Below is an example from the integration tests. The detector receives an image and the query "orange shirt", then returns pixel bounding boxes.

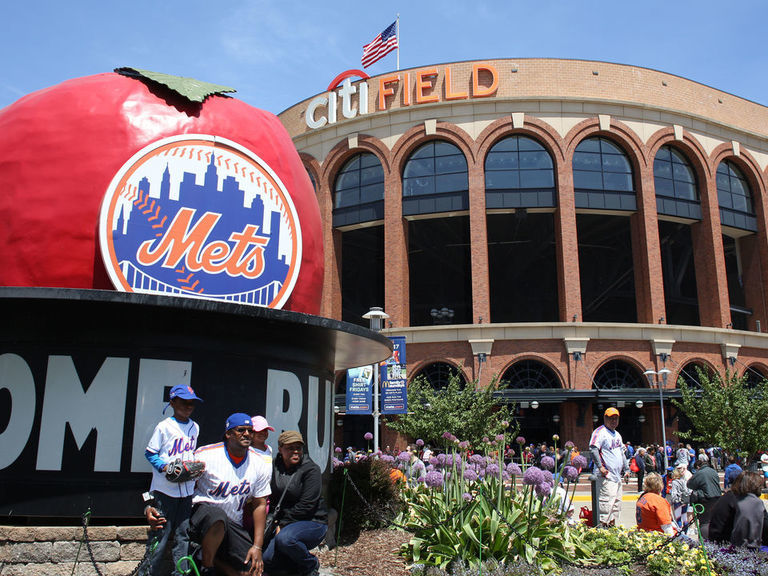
[636,492,673,532]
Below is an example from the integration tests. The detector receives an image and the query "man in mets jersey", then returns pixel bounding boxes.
[189,413,272,576]
[589,407,630,526]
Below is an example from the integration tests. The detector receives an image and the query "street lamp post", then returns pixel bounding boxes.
[643,368,671,470]
[363,307,389,454]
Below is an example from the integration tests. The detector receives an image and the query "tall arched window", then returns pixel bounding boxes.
[402,140,468,216]
[716,160,756,231]
[413,362,467,389]
[485,135,555,208]
[654,146,700,219]
[333,153,384,227]
[573,137,635,210]
[500,359,561,389]
[592,360,645,390]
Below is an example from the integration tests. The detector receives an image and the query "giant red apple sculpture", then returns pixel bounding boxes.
[0,69,322,314]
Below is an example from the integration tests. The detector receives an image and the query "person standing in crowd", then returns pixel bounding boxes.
[263,431,327,576]
[636,473,677,535]
[589,407,630,526]
[625,442,635,460]
[724,455,743,490]
[633,447,646,492]
[730,471,768,548]
[760,453,768,478]
[655,445,665,475]
[142,384,203,576]
[669,467,691,530]
[687,458,722,538]
[675,443,689,468]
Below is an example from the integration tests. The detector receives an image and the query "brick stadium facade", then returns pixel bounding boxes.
[278,58,768,450]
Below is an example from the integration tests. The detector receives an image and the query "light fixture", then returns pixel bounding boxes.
[592,415,599,423]
[638,415,646,423]
[530,400,539,410]
[552,414,560,423]
[635,400,643,409]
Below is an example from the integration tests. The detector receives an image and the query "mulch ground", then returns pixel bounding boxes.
[317,528,412,576]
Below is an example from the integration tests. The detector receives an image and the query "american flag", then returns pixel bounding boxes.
[361,21,398,68]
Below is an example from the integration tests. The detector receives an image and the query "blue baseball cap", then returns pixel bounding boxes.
[225,413,252,432]
[169,385,203,402]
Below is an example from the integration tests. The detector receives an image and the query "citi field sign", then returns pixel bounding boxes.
[99,135,302,308]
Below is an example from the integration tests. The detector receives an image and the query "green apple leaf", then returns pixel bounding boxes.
[115,67,236,103]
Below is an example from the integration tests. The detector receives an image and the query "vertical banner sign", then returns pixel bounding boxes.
[346,366,373,414]
[380,336,407,414]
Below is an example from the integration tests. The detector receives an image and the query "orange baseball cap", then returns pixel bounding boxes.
[604,407,620,417]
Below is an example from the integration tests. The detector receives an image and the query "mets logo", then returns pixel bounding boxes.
[99,135,302,308]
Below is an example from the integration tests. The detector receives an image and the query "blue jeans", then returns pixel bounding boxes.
[145,492,192,576]
[263,521,327,575]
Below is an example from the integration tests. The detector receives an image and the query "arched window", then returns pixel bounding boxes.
[485,135,555,208]
[333,153,384,227]
[676,362,707,390]
[592,360,645,390]
[306,168,317,194]
[654,146,700,219]
[743,365,767,389]
[402,140,468,216]
[413,362,467,389]
[500,359,561,389]
[717,160,756,231]
[573,137,635,211]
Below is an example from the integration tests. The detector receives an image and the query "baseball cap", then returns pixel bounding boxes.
[169,385,203,402]
[164,384,203,413]
[760,454,768,464]
[251,415,275,432]
[604,407,619,417]
[278,430,305,446]
[225,413,253,432]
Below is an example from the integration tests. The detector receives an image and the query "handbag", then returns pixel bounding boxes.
[629,456,639,473]
[263,472,297,545]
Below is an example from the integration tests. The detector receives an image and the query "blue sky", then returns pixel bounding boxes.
[3,1,768,115]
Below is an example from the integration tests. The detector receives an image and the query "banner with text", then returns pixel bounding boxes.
[380,336,407,414]
[346,365,373,414]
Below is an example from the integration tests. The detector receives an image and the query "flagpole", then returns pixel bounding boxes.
[396,14,400,71]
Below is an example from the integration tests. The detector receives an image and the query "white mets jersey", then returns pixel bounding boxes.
[589,425,626,482]
[192,443,272,525]
[147,417,199,497]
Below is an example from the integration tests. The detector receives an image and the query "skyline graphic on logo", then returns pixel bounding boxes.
[99,136,302,308]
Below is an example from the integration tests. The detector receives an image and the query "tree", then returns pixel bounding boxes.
[384,369,517,448]
[672,366,768,459]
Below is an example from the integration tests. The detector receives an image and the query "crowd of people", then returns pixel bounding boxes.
[141,385,326,576]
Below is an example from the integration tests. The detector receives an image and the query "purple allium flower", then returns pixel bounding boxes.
[552,434,560,442]
[563,465,579,482]
[572,455,588,470]
[381,454,395,464]
[364,432,373,441]
[417,476,426,483]
[469,454,484,465]
[436,453,447,465]
[495,434,505,442]
[502,471,511,482]
[397,451,411,463]
[506,448,515,457]
[462,492,473,502]
[334,447,342,453]
[535,482,553,498]
[565,441,575,450]
[486,463,501,478]
[522,466,544,486]
[416,438,424,447]
[442,431,456,442]
[541,470,554,485]
[413,460,425,471]
[482,436,490,443]
[540,456,555,471]
[332,457,344,470]
[425,470,444,488]
[506,462,522,476]
[501,420,509,428]
[516,436,525,445]
[464,468,478,482]
[429,456,439,467]
[458,440,470,450]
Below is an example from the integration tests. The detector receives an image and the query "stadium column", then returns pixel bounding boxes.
[384,167,409,327]
[631,162,666,323]
[467,160,490,325]
[692,172,731,327]
[554,155,582,322]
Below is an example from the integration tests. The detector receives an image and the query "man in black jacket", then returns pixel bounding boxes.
[687,459,722,537]
[263,430,327,576]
